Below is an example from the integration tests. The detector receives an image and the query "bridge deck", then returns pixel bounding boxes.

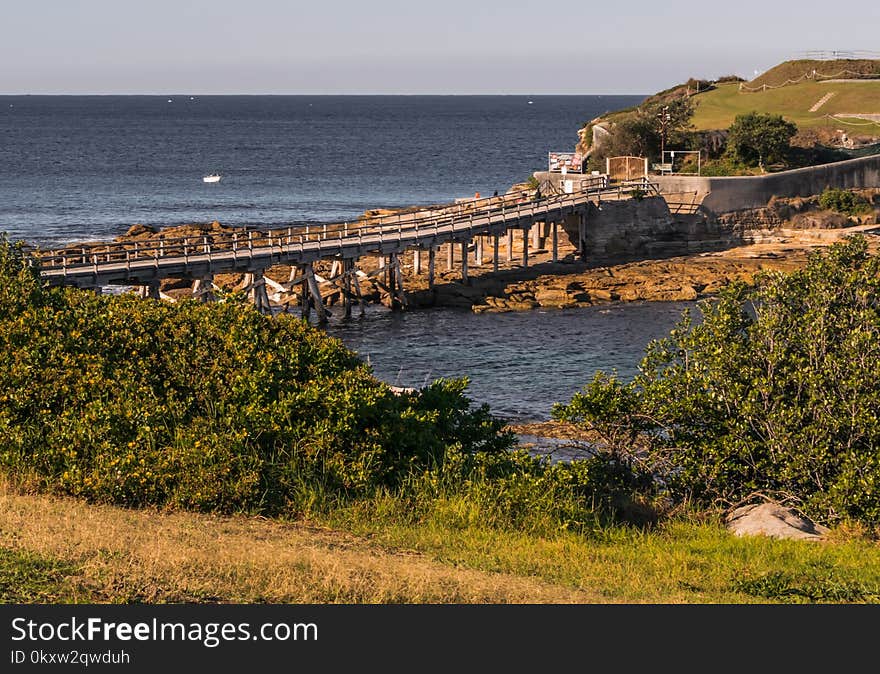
[32,179,657,288]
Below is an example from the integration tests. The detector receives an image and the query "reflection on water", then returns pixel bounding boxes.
[324,301,698,423]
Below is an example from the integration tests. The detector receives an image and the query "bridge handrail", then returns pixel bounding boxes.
[33,178,651,273]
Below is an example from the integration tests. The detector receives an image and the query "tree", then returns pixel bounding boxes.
[553,235,880,528]
[597,97,695,165]
[725,112,797,168]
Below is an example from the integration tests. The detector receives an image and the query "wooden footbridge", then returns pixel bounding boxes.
[31,177,658,321]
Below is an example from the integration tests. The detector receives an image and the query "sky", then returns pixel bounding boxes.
[2,0,879,95]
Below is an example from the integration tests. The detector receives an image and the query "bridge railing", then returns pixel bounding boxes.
[33,180,651,273]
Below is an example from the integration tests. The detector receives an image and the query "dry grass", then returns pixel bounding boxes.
[5,476,880,605]
[0,478,604,604]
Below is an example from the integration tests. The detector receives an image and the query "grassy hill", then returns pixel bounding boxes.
[579,59,880,170]
[691,79,880,131]
[744,59,880,90]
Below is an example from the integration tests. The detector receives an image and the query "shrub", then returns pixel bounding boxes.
[818,188,873,216]
[725,112,797,167]
[0,236,654,532]
[698,158,753,176]
[553,235,880,528]
[0,235,515,515]
[684,78,712,94]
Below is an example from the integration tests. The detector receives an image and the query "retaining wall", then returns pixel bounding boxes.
[560,196,733,263]
[654,154,880,213]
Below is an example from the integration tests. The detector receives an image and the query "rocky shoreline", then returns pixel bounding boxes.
[72,187,880,316]
[406,225,879,313]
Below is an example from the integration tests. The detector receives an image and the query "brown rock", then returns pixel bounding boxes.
[790,211,851,229]
[616,287,643,301]
[504,299,540,311]
[588,289,614,302]
[534,288,571,305]
[119,224,157,239]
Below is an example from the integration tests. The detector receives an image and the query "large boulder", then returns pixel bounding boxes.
[725,502,830,541]
[118,223,157,240]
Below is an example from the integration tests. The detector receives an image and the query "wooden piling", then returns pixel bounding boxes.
[246,270,272,315]
[392,254,408,310]
[305,265,327,323]
[343,259,352,318]
[301,265,311,320]
[192,275,215,303]
[578,212,587,261]
[551,221,558,262]
[461,241,469,284]
[493,234,499,272]
[145,279,160,300]
[352,268,367,317]
[522,228,529,267]
[428,247,436,288]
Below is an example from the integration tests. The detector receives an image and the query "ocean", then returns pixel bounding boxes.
[323,301,694,423]
[0,94,697,421]
[0,94,643,247]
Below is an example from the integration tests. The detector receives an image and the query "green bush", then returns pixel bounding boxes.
[725,111,797,167]
[0,236,656,532]
[0,236,515,515]
[698,158,753,176]
[553,235,880,528]
[819,188,873,216]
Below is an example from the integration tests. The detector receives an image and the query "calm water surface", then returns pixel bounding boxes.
[325,301,696,422]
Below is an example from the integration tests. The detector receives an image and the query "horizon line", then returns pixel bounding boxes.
[0,91,650,97]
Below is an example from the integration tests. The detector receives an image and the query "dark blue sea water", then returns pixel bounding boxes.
[0,94,695,421]
[323,301,695,423]
[0,94,642,247]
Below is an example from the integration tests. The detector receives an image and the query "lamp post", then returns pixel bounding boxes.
[658,105,671,166]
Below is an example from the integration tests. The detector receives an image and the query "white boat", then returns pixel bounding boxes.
[203,173,222,183]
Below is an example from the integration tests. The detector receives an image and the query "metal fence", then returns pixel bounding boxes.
[799,50,880,60]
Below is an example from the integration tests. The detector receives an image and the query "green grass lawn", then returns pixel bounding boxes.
[325,498,880,604]
[691,81,880,131]
[0,548,100,603]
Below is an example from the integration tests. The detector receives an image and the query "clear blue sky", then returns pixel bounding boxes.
[3,0,878,94]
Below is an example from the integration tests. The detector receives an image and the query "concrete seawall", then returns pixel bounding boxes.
[560,197,733,264]
[529,155,880,265]
[654,154,880,213]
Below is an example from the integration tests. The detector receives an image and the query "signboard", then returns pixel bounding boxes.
[548,151,584,173]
